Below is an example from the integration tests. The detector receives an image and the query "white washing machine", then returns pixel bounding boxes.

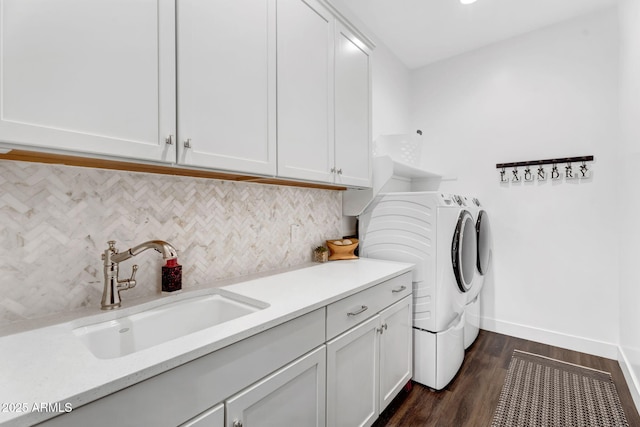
[460,196,492,349]
[359,192,478,390]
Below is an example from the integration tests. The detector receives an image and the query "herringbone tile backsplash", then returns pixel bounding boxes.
[0,160,342,324]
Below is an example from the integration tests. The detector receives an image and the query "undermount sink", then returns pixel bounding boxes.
[73,292,268,359]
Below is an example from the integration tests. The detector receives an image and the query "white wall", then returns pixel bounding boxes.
[618,0,640,408]
[330,0,412,140]
[410,9,620,357]
[371,43,411,139]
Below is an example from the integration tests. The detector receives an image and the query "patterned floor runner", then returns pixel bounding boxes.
[492,350,629,426]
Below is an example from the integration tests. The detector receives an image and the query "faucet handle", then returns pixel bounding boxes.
[130,265,138,279]
[128,265,138,288]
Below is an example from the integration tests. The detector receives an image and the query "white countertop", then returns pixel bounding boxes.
[0,258,413,427]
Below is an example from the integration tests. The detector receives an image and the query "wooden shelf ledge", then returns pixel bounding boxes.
[0,149,347,191]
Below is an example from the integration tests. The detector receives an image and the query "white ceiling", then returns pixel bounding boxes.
[338,0,618,69]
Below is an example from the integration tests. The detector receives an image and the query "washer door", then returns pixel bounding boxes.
[451,210,477,292]
[476,210,491,276]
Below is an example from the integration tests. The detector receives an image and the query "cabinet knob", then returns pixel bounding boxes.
[232,420,243,427]
[337,168,343,175]
[184,138,192,149]
[165,135,174,145]
[330,167,336,173]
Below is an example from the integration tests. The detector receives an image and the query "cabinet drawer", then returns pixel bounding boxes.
[326,272,411,340]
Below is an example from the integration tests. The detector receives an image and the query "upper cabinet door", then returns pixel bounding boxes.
[334,22,372,188]
[276,0,335,183]
[177,0,277,176]
[0,0,176,162]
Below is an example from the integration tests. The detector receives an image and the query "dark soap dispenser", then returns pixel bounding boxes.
[162,259,182,292]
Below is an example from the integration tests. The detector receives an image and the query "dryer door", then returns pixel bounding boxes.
[451,210,477,292]
[476,210,491,276]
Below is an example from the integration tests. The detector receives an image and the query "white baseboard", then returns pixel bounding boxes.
[618,346,640,414]
[480,316,618,359]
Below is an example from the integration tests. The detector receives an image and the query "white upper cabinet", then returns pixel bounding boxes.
[0,0,372,187]
[277,0,373,187]
[276,0,335,184]
[0,0,176,163]
[334,21,372,187]
[176,0,277,175]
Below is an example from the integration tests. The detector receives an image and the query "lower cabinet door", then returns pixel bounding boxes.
[226,346,326,427]
[379,296,413,411]
[180,403,224,427]
[326,315,380,427]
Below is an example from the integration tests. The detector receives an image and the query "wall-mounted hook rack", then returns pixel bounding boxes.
[496,155,593,169]
[497,155,594,183]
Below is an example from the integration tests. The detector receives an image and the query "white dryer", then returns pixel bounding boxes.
[460,196,492,349]
[359,192,478,390]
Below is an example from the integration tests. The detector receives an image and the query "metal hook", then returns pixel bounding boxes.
[579,161,590,178]
[511,167,520,182]
[565,162,574,179]
[500,167,508,183]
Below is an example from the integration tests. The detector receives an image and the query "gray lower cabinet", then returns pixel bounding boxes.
[326,294,412,427]
[37,309,325,427]
[180,346,326,427]
[36,272,411,427]
[327,315,380,427]
[180,403,224,427]
[225,346,326,427]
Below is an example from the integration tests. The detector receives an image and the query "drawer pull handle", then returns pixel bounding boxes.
[392,285,407,294]
[347,305,368,316]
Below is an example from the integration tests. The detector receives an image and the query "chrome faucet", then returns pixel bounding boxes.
[101,240,178,310]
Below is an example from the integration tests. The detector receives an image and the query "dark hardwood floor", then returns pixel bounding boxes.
[374,330,640,426]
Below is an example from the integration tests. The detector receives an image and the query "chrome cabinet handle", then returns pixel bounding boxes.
[392,285,407,293]
[184,138,192,149]
[377,323,388,334]
[232,420,243,427]
[165,135,174,145]
[347,305,368,316]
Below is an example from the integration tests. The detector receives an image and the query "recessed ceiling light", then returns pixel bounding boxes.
[460,0,477,4]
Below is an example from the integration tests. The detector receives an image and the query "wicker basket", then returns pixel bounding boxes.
[326,238,359,261]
